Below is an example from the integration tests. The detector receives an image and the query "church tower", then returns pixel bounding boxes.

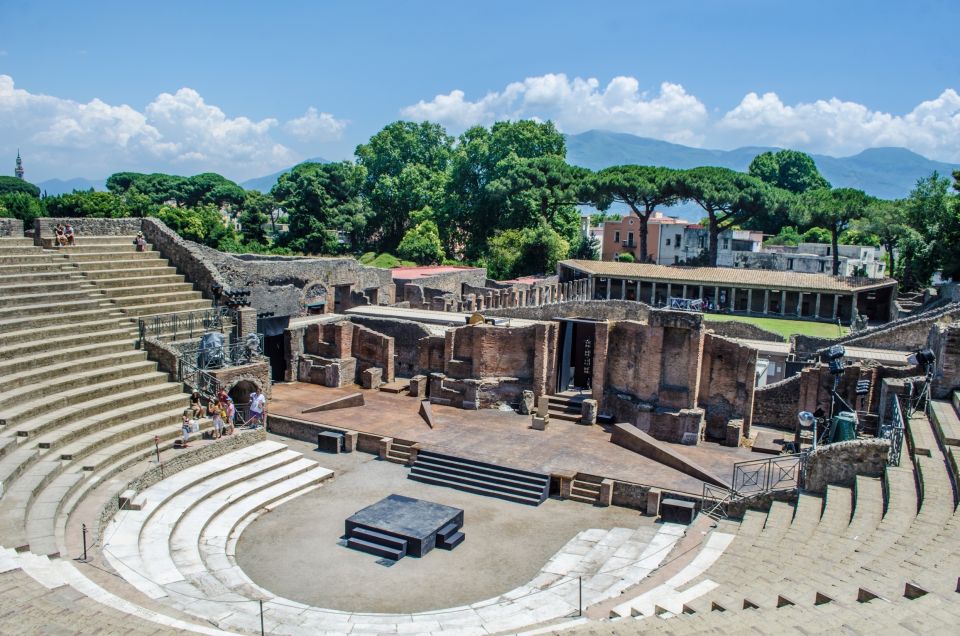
[14,150,24,180]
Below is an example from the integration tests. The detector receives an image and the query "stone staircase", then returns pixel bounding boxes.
[0,236,221,558]
[560,400,960,634]
[928,392,960,451]
[568,474,603,505]
[385,437,416,464]
[408,449,550,505]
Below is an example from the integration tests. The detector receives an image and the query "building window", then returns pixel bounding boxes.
[627,232,634,246]
[698,236,705,248]
[787,258,794,270]
[665,238,671,246]
[675,233,681,246]
[614,231,620,243]
[818,261,826,272]
[722,239,729,249]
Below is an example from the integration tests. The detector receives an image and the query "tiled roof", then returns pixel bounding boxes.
[559,260,896,293]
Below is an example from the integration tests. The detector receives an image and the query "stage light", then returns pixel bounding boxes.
[856,380,871,396]
[829,359,846,375]
[827,345,846,361]
[797,411,815,429]
[908,349,936,366]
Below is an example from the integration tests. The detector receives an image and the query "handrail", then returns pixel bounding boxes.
[138,306,238,345]
[880,395,906,467]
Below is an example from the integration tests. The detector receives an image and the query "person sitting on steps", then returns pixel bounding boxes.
[134,231,146,252]
[54,223,67,247]
[190,391,204,419]
[64,223,76,245]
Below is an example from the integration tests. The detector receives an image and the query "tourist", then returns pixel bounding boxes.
[64,223,76,246]
[181,411,192,447]
[190,391,204,419]
[225,397,236,435]
[217,387,229,405]
[249,390,265,428]
[55,223,67,246]
[208,398,224,439]
[134,231,146,252]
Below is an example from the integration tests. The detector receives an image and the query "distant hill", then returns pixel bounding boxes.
[565,130,960,202]
[239,157,329,192]
[36,177,106,196]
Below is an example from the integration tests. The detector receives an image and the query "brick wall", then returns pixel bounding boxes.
[347,316,440,378]
[351,323,395,383]
[705,319,783,342]
[698,334,757,439]
[804,438,890,493]
[485,299,651,322]
[35,217,141,240]
[752,374,803,430]
[929,322,960,399]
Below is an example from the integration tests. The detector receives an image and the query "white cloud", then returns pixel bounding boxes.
[283,106,347,142]
[402,74,960,162]
[717,89,960,161]
[402,74,709,145]
[0,75,346,181]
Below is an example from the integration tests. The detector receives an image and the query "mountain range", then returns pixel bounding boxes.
[33,132,959,204]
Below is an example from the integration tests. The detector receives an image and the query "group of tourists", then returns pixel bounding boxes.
[180,388,267,447]
[53,223,75,246]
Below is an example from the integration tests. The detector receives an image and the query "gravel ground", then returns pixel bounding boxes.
[235,436,649,613]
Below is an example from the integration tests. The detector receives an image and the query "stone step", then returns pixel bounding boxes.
[117,298,213,319]
[0,326,135,363]
[1,370,169,428]
[79,263,178,278]
[0,246,43,255]
[108,290,203,307]
[928,399,960,447]
[61,250,163,262]
[71,259,171,275]
[906,410,937,457]
[347,537,404,560]
[348,527,409,552]
[0,306,125,332]
[0,261,76,275]
[0,278,98,296]
[45,242,153,253]
[408,468,544,505]
[94,281,197,298]
[0,237,34,246]
[0,349,147,392]
[92,272,187,288]
[0,316,135,349]
[0,253,68,265]
[12,381,184,440]
[0,359,158,412]
[0,270,81,286]
[0,296,105,318]
[0,339,137,378]
[413,455,548,491]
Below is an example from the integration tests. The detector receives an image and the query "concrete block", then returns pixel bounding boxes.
[532,415,549,430]
[518,390,535,415]
[723,420,743,447]
[646,488,662,516]
[581,399,598,425]
[360,367,383,390]
[409,375,426,398]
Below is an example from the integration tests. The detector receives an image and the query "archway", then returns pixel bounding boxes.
[229,380,260,418]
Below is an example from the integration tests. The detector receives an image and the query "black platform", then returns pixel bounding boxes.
[345,494,464,559]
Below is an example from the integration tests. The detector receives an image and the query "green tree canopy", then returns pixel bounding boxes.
[588,165,678,263]
[485,222,570,280]
[671,167,785,266]
[43,190,128,218]
[397,207,445,265]
[272,161,370,255]
[0,192,43,225]
[748,150,830,194]
[795,188,871,275]
[0,176,40,198]
[156,204,236,249]
[355,121,453,252]
[764,225,802,246]
[800,226,832,244]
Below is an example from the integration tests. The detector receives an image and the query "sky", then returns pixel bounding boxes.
[1,0,958,183]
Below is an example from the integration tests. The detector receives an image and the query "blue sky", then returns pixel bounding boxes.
[1,0,957,181]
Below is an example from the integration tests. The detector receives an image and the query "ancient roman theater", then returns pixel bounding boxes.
[0,215,957,634]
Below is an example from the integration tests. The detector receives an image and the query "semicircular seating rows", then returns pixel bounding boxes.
[557,408,960,634]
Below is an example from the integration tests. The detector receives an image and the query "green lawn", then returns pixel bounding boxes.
[704,314,849,341]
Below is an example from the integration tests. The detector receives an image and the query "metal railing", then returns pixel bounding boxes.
[138,306,238,345]
[880,395,906,467]
[178,357,222,399]
[178,333,265,371]
[731,452,808,495]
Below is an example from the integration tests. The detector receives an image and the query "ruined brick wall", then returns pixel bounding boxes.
[442,323,555,391]
[485,299,651,322]
[0,218,23,237]
[929,322,960,399]
[350,323,395,383]
[752,374,803,430]
[417,335,446,375]
[793,303,960,356]
[698,334,758,440]
[603,313,703,410]
[347,316,441,378]
[304,322,353,359]
[705,320,783,343]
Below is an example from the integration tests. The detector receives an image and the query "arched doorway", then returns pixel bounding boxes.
[229,380,260,422]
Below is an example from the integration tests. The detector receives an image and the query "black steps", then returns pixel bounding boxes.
[347,537,404,561]
[350,527,408,552]
[409,450,549,506]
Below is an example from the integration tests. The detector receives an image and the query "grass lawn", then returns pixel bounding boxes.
[704,313,849,341]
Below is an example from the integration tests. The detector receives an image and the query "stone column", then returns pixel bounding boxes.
[780,290,787,316]
[814,293,822,319]
[832,294,839,319]
[714,286,720,309]
[747,288,753,313]
[797,292,803,317]
[606,281,611,300]
[764,289,770,314]
[650,282,657,304]
[666,283,672,300]
[698,285,704,301]
[636,280,642,301]
[730,287,737,311]
[682,284,688,299]
[620,280,626,300]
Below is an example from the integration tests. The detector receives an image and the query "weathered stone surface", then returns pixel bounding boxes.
[610,423,727,487]
[531,415,548,430]
[360,367,383,390]
[518,390,535,415]
[723,420,743,447]
[301,392,364,413]
[698,333,757,440]
[580,398,598,425]
[409,375,427,398]
[645,488,662,516]
[0,218,24,237]
[804,438,890,493]
[418,400,435,429]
